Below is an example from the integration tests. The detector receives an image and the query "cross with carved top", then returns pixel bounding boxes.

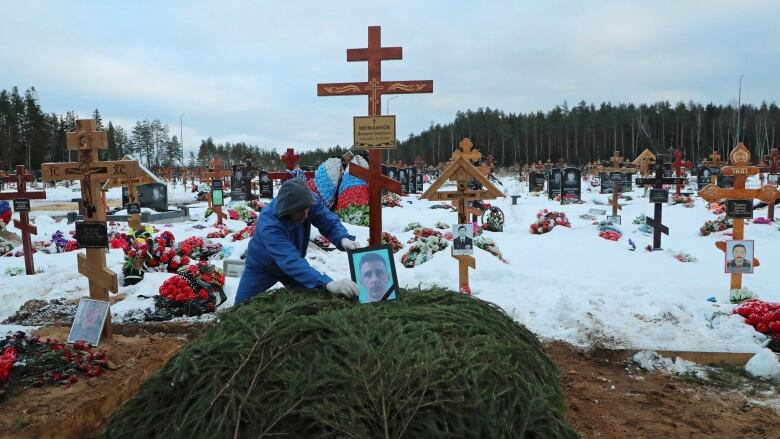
[0,165,47,274]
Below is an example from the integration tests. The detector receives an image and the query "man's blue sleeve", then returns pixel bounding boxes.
[262,221,333,288]
[310,199,356,251]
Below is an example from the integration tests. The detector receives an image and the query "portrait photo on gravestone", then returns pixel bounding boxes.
[725,240,754,274]
[347,245,399,304]
[67,299,110,346]
[451,224,474,256]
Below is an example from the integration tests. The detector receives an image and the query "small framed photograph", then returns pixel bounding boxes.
[606,215,621,225]
[68,299,110,346]
[347,245,400,304]
[725,240,754,274]
[769,174,778,186]
[223,259,246,278]
[451,224,474,256]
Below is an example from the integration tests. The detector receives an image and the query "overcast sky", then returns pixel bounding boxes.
[2,1,779,156]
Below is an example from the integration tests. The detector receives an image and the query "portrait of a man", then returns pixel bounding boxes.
[68,299,110,346]
[348,246,399,304]
[452,224,473,256]
[260,173,270,183]
[565,172,576,185]
[725,240,754,274]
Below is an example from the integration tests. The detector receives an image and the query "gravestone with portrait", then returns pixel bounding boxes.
[257,171,274,198]
[547,168,562,199]
[561,167,582,201]
[399,168,410,194]
[407,167,417,194]
[528,171,545,192]
[230,164,247,201]
[415,171,424,192]
[451,224,474,256]
[696,165,712,190]
[698,143,780,293]
[122,183,167,212]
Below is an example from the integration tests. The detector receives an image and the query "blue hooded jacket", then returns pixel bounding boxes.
[235,182,355,304]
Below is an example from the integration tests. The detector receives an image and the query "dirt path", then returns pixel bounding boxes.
[546,342,780,438]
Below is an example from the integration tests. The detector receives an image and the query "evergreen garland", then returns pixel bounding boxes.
[104,289,576,438]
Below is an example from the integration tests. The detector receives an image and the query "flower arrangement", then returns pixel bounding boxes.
[481,207,505,232]
[598,229,622,241]
[0,238,14,256]
[733,298,780,343]
[699,215,732,236]
[4,266,24,276]
[247,199,267,212]
[474,235,508,263]
[435,221,449,229]
[232,225,256,241]
[400,234,448,268]
[753,217,772,225]
[707,202,725,215]
[150,261,226,319]
[671,194,694,207]
[0,331,109,400]
[408,227,443,243]
[403,222,422,232]
[178,236,223,260]
[51,230,79,253]
[382,193,402,208]
[380,231,403,253]
[672,251,697,263]
[228,204,257,225]
[206,223,230,239]
[633,214,647,225]
[579,213,596,221]
[554,194,582,205]
[730,288,757,304]
[337,205,369,226]
[529,210,570,234]
[0,201,11,230]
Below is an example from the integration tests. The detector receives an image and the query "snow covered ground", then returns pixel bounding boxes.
[2,176,779,356]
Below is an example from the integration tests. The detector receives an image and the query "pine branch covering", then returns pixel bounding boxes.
[103,289,577,438]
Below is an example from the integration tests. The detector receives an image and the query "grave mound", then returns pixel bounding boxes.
[104,289,576,438]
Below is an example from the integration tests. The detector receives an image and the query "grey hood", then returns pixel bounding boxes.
[275,179,318,218]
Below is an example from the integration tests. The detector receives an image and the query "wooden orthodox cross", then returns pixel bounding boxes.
[698,143,780,292]
[763,148,780,220]
[636,156,685,250]
[702,150,723,185]
[41,119,139,339]
[267,148,315,183]
[0,165,47,274]
[632,149,656,196]
[671,149,693,195]
[101,157,156,232]
[202,156,232,225]
[601,151,633,217]
[318,25,433,246]
[421,139,504,294]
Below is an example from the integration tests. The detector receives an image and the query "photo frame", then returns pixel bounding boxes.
[724,239,755,274]
[223,259,246,278]
[67,299,110,346]
[451,223,474,256]
[347,244,400,304]
[606,215,621,225]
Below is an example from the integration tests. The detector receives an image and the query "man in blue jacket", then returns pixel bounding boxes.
[235,179,360,304]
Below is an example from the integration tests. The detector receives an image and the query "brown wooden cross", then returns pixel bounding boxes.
[202,156,232,225]
[671,149,694,195]
[41,119,139,340]
[267,148,315,183]
[601,151,634,217]
[318,26,432,245]
[421,139,504,294]
[0,165,47,274]
[698,143,780,292]
[101,157,156,232]
[763,148,780,220]
[702,150,723,185]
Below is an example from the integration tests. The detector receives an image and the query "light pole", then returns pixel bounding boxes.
[180,112,185,166]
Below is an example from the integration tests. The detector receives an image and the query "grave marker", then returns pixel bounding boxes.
[601,151,634,217]
[636,156,686,250]
[102,156,159,231]
[0,165,47,274]
[318,26,432,245]
[202,156,232,225]
[41,119,139,339]
[763,148,780,220]
[267,148,315,184]
[671,149,694,195]
[698,143,780,291]
[421,139,504,293]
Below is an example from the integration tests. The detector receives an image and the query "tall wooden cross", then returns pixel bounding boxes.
[421,139,504,294]
[764,148,780,220]
[698,143,780,292]
[702,150,723,185]
[636,156,686,250]
[0,165,47,274]
[671,149,694,195]
[267,148,315,183]
[101,157,155,232]
[202,156,232,225]
[41,119,139,340]
[318,25,433,245]
[601,151,633,217]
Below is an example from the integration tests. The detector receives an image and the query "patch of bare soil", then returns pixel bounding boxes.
[0,326,185,439]
[546,342,780,438]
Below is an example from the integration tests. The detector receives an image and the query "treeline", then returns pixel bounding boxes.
[0,86,182,171]
[194,138,351,170]
[389,102,780,167]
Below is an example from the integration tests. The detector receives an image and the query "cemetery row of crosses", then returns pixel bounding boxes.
[0,25,779,435]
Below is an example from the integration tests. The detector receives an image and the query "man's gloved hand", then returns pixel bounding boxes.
[326,278,359,298]
[341,238,361,251]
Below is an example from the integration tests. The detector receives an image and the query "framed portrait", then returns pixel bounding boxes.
[451,224,474,256]
[769,174,779,186]
[347,245,400,304]
[606,215,621,225]
[223,259,246,278]
[67,299,110,347]
[725,240,754,274]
